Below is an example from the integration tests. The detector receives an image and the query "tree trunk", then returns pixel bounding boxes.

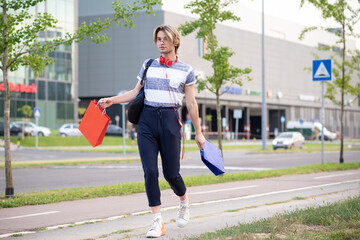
[216,90,223,157]
[339,22,345,164]
[2,3,14,197]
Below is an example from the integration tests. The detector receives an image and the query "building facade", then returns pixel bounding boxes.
[78,0,360,139]
[0,0,78,129]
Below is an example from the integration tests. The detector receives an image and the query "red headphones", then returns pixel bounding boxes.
[159,56,178,67]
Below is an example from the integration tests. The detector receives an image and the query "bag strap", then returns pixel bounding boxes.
[140,59,154,85]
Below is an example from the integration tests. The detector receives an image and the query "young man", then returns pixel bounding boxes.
[99,25,205,238]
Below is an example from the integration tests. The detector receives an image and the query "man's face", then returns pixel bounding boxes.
[156,30,175,55]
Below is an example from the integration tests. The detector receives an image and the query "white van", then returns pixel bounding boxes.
[286,121,337,141]
[313,122,337,141]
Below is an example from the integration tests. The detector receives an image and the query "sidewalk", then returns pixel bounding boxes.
[0,169,359,239]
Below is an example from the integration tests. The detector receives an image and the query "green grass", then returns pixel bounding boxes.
[1,162,359,208]
[187,195,360,240]
[41,143,360,153]
[5,135,134,147]
[0,158,140,169]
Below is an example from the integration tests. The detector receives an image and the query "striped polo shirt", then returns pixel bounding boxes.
[137,58,196,108]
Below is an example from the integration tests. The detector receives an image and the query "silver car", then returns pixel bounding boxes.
[272,132,305,150]
[58,124,82,137]
[12,121,51,137]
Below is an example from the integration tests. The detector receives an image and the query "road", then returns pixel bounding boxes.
[0,169,359,239]
[0,148,359,193]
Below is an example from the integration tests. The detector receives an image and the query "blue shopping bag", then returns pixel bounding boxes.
[200,139,225,176]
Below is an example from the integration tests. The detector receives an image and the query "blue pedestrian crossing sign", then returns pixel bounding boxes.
[34,107,41,118]
[313,59,332,81]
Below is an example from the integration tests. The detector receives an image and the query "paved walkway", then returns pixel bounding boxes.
[0,169,359,239]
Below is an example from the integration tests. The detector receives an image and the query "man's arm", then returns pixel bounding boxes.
[99,80,143,109]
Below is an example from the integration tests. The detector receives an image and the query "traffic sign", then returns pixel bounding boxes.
[280,116,285,123]
[233,109,242,119]
[34,107,41,118]
[313,59,332,81]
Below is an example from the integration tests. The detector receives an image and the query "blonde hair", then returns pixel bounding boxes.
[153,25,180,54]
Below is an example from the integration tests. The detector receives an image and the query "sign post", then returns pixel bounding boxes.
[280,116,285,132]
[233,109,243,145]
[34,107,41,148]
[313,59,332,164]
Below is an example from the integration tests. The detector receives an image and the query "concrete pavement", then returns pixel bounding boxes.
[0,169,359,239]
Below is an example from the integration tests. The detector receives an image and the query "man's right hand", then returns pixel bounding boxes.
[99,98,112,109]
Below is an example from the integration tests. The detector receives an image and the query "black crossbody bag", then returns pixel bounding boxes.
[127,59,154,124]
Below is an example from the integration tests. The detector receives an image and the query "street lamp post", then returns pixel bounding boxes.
[118,91,128,156]
[261,0,267,150]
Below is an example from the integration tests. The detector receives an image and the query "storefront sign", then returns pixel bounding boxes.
[246,89,261,95]
[0,82,37,93]
[221,86,242,95]
[299,94,318,102]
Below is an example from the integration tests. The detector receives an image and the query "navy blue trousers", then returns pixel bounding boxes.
[137,105,186,207]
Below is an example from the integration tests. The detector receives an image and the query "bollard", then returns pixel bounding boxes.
[253,137,256,141]
[17,140,20,148]
[242,137,245,141]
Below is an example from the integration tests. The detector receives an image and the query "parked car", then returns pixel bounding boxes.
[58,123,82,137]
[105,124,123,136]
[12,121,51,136]
[272,132,305,150]
[0,122,22,136]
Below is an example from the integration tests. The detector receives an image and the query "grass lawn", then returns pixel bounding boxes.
[5,135,133,147]
[188,195,360,240]
[1,162,359,208]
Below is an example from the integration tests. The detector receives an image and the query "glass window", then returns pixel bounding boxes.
[57,82,65,101]
[56,0,66,22]
[65,83,72,101]
[58,44,66,51]
[57,52,65,59]
[57,102,66,119]
[66,61,72,81]
[48,62,56,80]
[10,99,17,118]
[47,31,55,38]
[27,92,36,100]
[66,53,72,60]
[47,1,56,19]
[38,2,45,13]
[48,51,55,58]
[66,103,74,119]
[65,44,72,51]
[16,101,27,118]
[28,5,35,15]
[56,61,66,81]
[0,99,3,118]
[65,0,74,23]
[48,82,56,100]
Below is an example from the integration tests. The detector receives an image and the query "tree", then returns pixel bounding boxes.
[299,0,360,163]
[178,0,251,155]
[17,104,33,138]
[0,0,161,198]
[17,104,33,119]
[78,107,86,120]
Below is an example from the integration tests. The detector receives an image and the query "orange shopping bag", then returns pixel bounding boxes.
[79,100,110,147]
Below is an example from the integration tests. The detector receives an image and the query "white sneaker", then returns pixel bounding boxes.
[176,199,190,228]
[146,217,166,238]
